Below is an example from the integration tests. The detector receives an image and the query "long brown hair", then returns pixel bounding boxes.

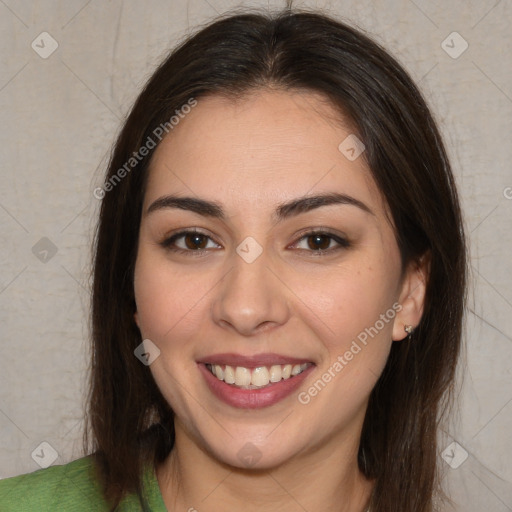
[84,7,467,511]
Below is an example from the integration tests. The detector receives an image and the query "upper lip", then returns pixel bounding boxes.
[197,353,314,368]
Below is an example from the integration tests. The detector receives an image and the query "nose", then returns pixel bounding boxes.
[211,248,291,336]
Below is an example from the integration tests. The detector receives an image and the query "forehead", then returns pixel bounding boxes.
[145,89,384,215]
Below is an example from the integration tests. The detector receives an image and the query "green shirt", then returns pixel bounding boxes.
[0,456,168,511]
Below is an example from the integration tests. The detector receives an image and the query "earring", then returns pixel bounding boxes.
[404,325,414,339]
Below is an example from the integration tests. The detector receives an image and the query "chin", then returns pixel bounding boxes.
[201,432,303,471]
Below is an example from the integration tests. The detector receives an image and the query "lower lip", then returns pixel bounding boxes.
[198,363,315,409]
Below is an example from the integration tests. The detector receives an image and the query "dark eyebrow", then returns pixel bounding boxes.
[274,192,374,219]
[146,195,224,217]
[145,192,374,219]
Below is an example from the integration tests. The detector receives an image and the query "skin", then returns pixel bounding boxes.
[133,89,427,512]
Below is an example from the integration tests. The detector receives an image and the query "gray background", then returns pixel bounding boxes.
[0,1,511,510]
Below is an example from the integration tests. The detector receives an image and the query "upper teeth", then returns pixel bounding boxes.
[206,363,310,389]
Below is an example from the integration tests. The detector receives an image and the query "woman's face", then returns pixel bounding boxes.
[134,89,423,469]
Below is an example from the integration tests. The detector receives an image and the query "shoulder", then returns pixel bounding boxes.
[0,455,167,512]
[0,456,107,511]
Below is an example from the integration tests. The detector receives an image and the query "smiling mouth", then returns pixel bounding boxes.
[205,362,313,389]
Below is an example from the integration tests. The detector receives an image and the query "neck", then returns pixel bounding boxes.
[156,421,374,512]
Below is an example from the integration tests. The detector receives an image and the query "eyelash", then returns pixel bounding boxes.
[159,228,351,257]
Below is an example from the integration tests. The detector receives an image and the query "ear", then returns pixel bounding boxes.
[134,311,140,328]
[392,252,430,341]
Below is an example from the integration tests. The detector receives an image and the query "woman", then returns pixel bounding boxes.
[0,6,466,512]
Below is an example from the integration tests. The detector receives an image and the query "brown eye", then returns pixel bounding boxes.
[293,230,350,254]
[183,233,209,250]
[160,230,220,253]
[307,234,332,251]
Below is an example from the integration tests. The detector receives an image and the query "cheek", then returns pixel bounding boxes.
[293,276,397,417]
[286,256,399,398]
[293,260,398,339]
[133,249,212,343]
